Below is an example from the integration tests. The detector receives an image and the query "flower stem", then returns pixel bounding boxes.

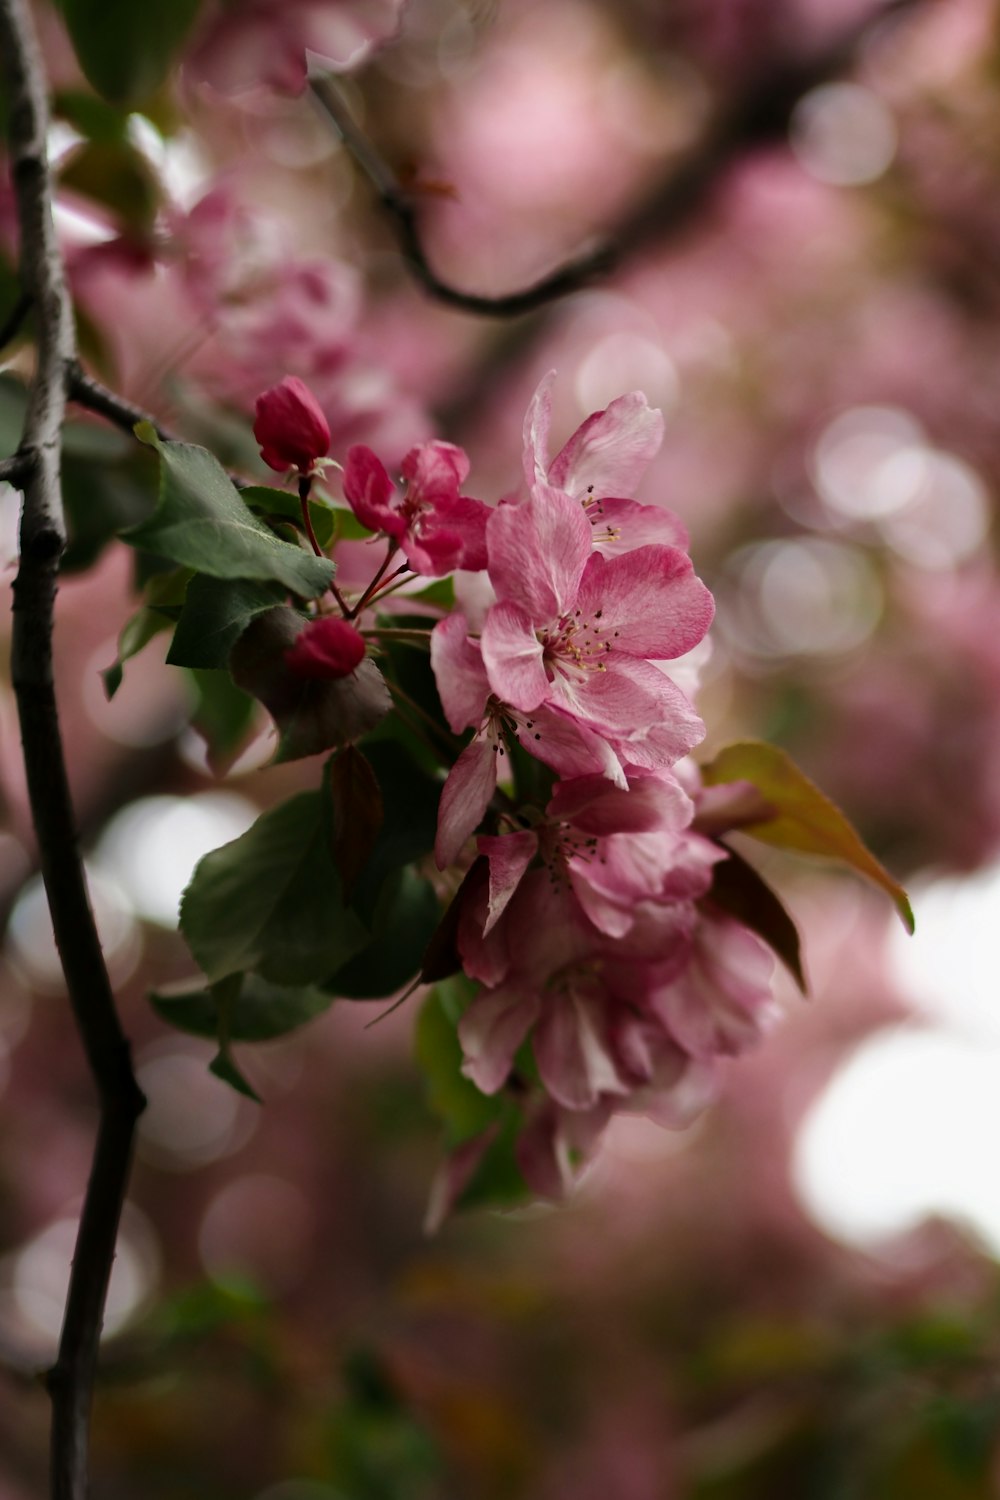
[348,542,402,618]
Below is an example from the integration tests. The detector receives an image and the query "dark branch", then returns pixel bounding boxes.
[309,71,613,317]
[0,4,144,1499]
[433,0,927,428]
[65,359,171,443]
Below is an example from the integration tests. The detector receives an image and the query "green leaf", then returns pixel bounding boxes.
[187,668,257,773]
[151,972,335,1041]
[102,606,171,700]
[179,791,369,985]
[701,740,915,933]
[62,0,202,105]
[167,575,286,669]
[240,485,336,550]
[53,88,129,143]
[327,745,383,898]
[209,1048,261,1103]
[0,372,28,456]
[59,140,160,231]
[124,431,334,598]
[345,739,441,923]
[327,866,441,1000]
[101,567,190,698]
[707,845,806,993]
[61,443,157,572]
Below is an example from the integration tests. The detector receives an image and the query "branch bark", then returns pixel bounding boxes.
[0,3,145,1498]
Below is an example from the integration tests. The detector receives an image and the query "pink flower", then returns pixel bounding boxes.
[186,0,406,96]
[343,441,491,576]
[254,376,331,474]
[479,483,712,768]
[523,372,689,555]
[284,616,366,679]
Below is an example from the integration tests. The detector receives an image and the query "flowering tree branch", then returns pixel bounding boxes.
[0,2,144,1497]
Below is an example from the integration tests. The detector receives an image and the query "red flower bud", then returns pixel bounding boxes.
[253,376,331,474]
[284,616,366,679]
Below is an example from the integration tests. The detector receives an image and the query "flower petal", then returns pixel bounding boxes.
[478,830,539,934]
[481,601,548,712]
[343,445,405,537]
[486,482,591,621]
[459,985,540,1095]
[430,614,490,732]
[435,738,498,869]
[575,545,715,660]
[548,391,663,498]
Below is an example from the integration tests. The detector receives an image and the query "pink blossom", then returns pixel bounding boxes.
[254,376,331,474]
[343,442,491,577]
[479,483,713,766]
[186,0,406,96]
[284,616,366,679]
[524,372,689,555]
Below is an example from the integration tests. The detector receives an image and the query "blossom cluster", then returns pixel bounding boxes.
[256,371,778,1204]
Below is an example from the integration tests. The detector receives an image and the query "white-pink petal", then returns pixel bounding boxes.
[478,830,539,934]
[430,614,490,733]
[486,483,591,621]
[548,390,664,499]
[459,986,540,1095]
[481,601,548,712]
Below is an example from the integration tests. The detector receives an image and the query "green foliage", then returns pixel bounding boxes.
[61,424,157,572]
[702,740,915,932]
[240,484,337,549]
[61,0,203,105]
[167,575,286,669]
[328,865,441,999]
[345,739,440,923]
[179,791,368,986]
[327,744,384,897]
[125,428,334,598]
[59,139,160,231]
[186,666,258,770]
[150,972,335,1041]
[708,845,806,992]
[101,567,190,698]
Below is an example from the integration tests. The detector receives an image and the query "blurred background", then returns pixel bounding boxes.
[4,0,1000,1494]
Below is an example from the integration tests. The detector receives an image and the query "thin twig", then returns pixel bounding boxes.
[310,0,921,328]
[0,453,29,486]
[65,358,171,442]
[309,71,613,317]
[0,5,144,1500]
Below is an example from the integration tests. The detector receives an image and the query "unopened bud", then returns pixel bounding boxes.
[253,376,331,474]
[285,616,365,679]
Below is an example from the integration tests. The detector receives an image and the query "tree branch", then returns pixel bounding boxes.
[309,70,613,317]
[0,4,144,1499]
[313,0,923,428]
[65,358,171,442]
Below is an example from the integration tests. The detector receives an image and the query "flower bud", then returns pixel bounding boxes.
[253,376,330,474]
[285,616,366,679]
